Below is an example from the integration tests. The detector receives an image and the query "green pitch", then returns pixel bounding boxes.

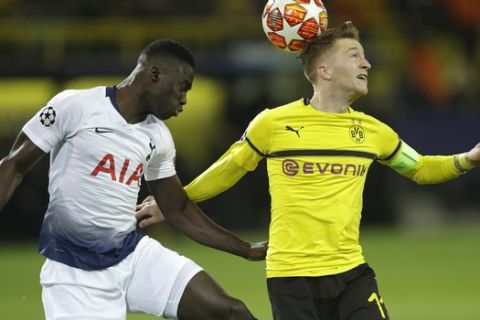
[1,226,479,319]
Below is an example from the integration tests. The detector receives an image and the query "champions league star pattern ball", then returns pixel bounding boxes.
[262,0,328,52]
[39,106,56,127]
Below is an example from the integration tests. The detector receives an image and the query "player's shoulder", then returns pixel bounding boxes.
[141,115,174,146]
[253,98,304,121]
[50,86,105,105]
[349,107,396,135]
[269,98,305,114]
[38,86,111,131]
[47,86,107,117]
[349,107,385,123]
[142,114,169,132]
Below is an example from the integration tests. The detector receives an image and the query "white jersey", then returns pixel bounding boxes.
[22,86,176,270]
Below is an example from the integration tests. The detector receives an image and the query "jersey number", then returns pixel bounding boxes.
[368,292,386,319]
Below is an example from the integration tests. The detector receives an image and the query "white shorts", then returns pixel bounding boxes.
[40,236,203,320]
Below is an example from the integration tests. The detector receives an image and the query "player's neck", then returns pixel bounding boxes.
[310,88,350,114]
[115,82,148,124]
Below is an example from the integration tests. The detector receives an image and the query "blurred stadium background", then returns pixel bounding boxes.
[0,0,479,319]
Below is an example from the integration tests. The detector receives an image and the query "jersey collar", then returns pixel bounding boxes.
[105,86,121,114]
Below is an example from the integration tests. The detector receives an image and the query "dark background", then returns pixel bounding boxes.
[1,0,480,240]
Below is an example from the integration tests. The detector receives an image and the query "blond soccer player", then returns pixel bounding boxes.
[137,22,480,320]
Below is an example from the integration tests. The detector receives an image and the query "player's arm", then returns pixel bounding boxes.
[184,108,272,202]
[0,131,46,210]
[146,175,267,260]
[380,140,478,184]
[136,140,263,227]
[185,141,252,202]
[185,108,272,202]
[1,91,84,212]
[136,145,248,227]
[137,109,272,227]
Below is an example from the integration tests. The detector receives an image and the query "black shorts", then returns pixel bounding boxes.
[267,264,389,320]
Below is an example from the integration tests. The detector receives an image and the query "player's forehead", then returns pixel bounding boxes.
[157,61,194,92]
[148,53,178,69]
[333,38,364,54]
[178,63,194,88]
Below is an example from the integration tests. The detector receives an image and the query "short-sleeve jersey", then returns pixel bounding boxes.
[232,99,399,278]
[22,86,176,270]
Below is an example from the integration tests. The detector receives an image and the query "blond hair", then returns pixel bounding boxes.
[300,21,360,83]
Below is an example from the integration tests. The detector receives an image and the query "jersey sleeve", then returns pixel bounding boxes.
[143,123,176,181]
[401,155,465,184]
[375,121,401,161]
[185,146,249,203]
[22,90,85,153]
[232,109,273,171]
[380,137,468,184]
[184,109,273,202]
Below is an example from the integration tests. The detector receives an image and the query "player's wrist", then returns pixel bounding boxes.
[236,241,255,260]
[454,153,475,173]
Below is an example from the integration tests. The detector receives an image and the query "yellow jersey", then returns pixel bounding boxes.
[185,98,466,278]
[233,98,399,277]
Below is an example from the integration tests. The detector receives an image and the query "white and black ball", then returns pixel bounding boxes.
[39,106,56,127]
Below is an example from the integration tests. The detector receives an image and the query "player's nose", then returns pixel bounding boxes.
[361,58,371,70]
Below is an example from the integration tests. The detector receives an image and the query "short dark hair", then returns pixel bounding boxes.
[139,39,195,69]
[300,21,360,82]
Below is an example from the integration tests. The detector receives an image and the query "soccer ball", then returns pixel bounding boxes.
[39,106,56,127]
[262,0,328,52]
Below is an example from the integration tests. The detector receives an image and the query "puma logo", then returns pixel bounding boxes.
[285,126,304,138]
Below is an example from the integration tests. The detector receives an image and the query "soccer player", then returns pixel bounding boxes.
[0,39,267,320]
[137,22,480,320]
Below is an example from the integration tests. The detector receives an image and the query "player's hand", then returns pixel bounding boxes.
[136,197,165,228]
[466,143,480,167]
[246,240,268,261]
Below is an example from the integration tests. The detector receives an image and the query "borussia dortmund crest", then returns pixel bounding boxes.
[349,120,365,144]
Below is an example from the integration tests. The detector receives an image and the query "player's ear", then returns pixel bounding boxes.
[150,66,160,82]
[317,65,331,80]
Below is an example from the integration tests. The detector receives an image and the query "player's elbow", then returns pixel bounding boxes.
[0,156,24,179]
[412,179,431,185]
[410,176,450,185]
[403,170,430,185]
[408,173,433,185]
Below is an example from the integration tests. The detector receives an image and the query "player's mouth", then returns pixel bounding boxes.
[357,74,368,82]
[174,107,183,116]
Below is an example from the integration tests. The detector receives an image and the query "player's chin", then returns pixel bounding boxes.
[159,107,182,119]
[156,111,174,120]
[357,84,368,96]
[174,108,184,117]
[163,108,180,119]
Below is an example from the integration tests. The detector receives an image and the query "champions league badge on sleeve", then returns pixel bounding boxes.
[39,106,57,127]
